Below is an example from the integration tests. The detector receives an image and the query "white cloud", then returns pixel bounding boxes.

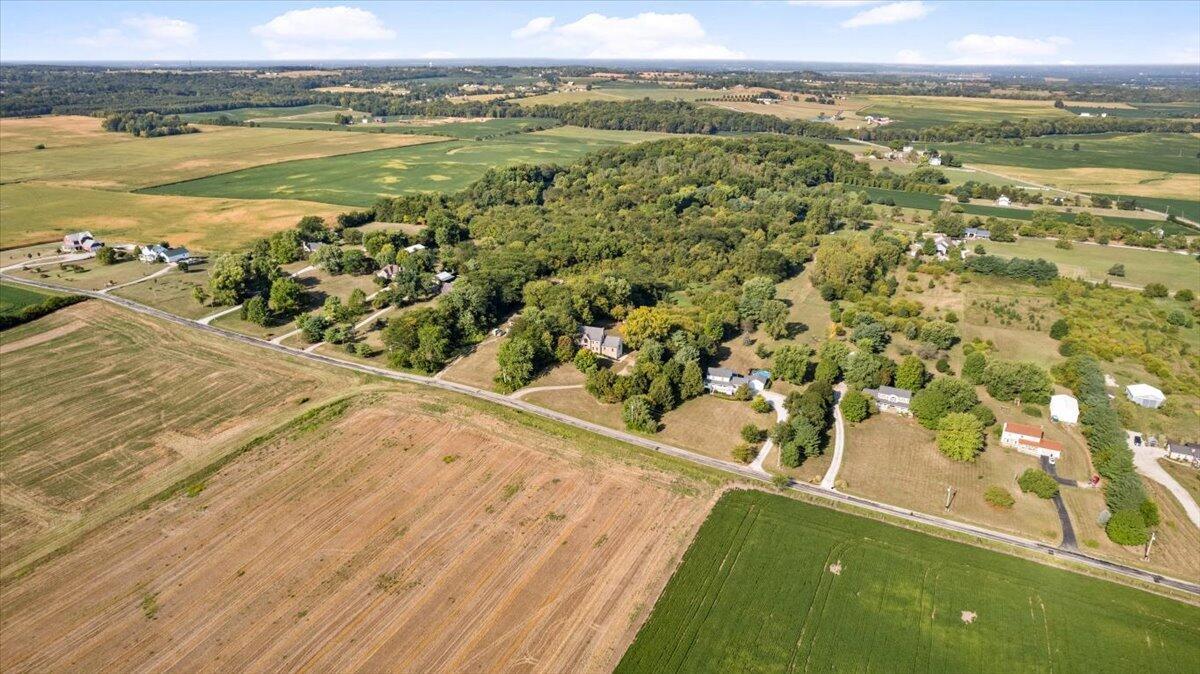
[513,12,744,59]
[252,6,396,57]
[789,1,879,7]
[842,1,930,28]
[512,17,555,39]
[947,34,1071,64]
[895,49,924,64]
[77,15,197,52]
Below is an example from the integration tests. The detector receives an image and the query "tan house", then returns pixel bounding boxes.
[1001,422,1063,464]
[578,326,624,359]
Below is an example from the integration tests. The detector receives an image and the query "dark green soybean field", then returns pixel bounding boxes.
[618,490,1200,673]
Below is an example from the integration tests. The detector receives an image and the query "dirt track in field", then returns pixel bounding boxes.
[1,394,713,673]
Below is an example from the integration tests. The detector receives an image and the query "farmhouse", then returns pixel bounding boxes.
[928,156,942,166]
[376,264,400,281]
[138,244,190,264]
[705,367,750,396]
[996,195,1012,207]
[1125,383,1166,409]
[403,243,427,254]
[963,227,991,240]
[862,386,912,415]
[1166,441,1200,466]
[933,234,951,259]
[1000,422,1063,463]
[61,231,103,252]
[1049,394,1079,424]
[578,326,624,359]
[302,241,326,255]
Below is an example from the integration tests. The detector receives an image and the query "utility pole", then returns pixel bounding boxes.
[1143,530,1157,561]
[944,485,957,511]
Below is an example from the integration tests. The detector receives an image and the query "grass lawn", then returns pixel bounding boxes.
[657,395,768,464]
[0,183,346,252]
[984,238,1200,292]
[0,301,356,577]
[142,126,673,207]
[859,95,1072,131]
[1,122,441,190]
[439,335,504,389]
[618,489,1200,673]
[839,414,1061,544]
[9,257,162,292]
[176,104,341,122]
[1160,459,1200,505]
[110,264,213,320]
[0,282,59,315]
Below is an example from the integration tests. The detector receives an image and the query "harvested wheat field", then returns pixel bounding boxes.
[0,390,719,673]
[0,301,357,576]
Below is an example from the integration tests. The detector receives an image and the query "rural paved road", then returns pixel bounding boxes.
[749,389,786,474]
[1128,434,1200,529]
[4,272,1198,598]
[819,383,847,490]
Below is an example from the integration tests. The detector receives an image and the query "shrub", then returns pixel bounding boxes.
[731,443,756,464]
[1142,283,1169,299]
[1176,289,1195,302]
[733,384,754,401]
[984,486,1014,509]
[740,424,767,443]
[1107,263,1125,277]
[1017,469,1059,499]
[1049,318,1069,340]
[962,351,987,384]
[1139,499,1161,527]
[750,395,774,413]
[621,395,659,433]
[839,390,871,423]
[1105,508,1149,545]
[935,357,950,373]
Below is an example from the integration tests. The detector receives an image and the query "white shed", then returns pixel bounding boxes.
[1125,383,1165,409]
[1049,394,1079,424]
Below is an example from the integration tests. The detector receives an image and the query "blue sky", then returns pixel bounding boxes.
[1,1,1198,64]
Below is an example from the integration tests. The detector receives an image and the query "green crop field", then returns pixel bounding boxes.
[984,238,1200,292]
[859,95,1071,130]
[1088,194,1200,225]
[618,490,1200,674]
[932,133,1200,174]
[1064,102,1200,119]
[141,126,674,206]
[0,282,57,316]
[177,104,341,122]
[255,116,561,139]
[517,84,726,106]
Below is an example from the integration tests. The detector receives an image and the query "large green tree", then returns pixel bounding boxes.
[936,412,983,462]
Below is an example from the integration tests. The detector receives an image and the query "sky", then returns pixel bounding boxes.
[1,1,1198,65]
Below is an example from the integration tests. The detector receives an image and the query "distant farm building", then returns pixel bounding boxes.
[62,231,103,253]
[1001,422,1063,464]
[302,241,325,255]
[863,386,913,415]
[928,156,942,166]
[578,326,624,359]
[1125,383,1166,409]
[963,227,991,240]
[403,243,426,254]
[996,195,1012,207]
[1049,394,1079,425]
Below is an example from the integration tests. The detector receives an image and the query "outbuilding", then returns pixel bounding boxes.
[1125,383,1166,409]
[1049,394,1079,425]
[1166,442,1200,466]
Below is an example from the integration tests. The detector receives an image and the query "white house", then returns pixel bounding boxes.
[403,243,426,254]
[963,227,991,240]
[862,386,913,415]
[62,231,103,252]
[435,270,455,283]
[1000,422,1063,464]
[996,195,1012,207]
[933,234,951,259]
[748,370,772,393]
[138,244,189,264]
[928,156,942,166]
[901,145,914,154]
[1079,112,1093,117]
[1166,442,1200,466]
[578,326,624,359]
[1049,394,1079,425]
[1126,383,1166,409]
[705,367,749,396]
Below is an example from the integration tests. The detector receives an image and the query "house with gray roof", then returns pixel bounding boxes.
[705,367,750,396]
[862,385,913,415]
[1166,441,1200,466]
[578,326,624,359]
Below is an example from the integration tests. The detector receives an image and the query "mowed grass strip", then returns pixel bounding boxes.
[0,301,356,574]
[617,490,1200,673]
[984,238,1200,291]
[1,120,442,189]
[0,183,346,251]
[141,126,675,206]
